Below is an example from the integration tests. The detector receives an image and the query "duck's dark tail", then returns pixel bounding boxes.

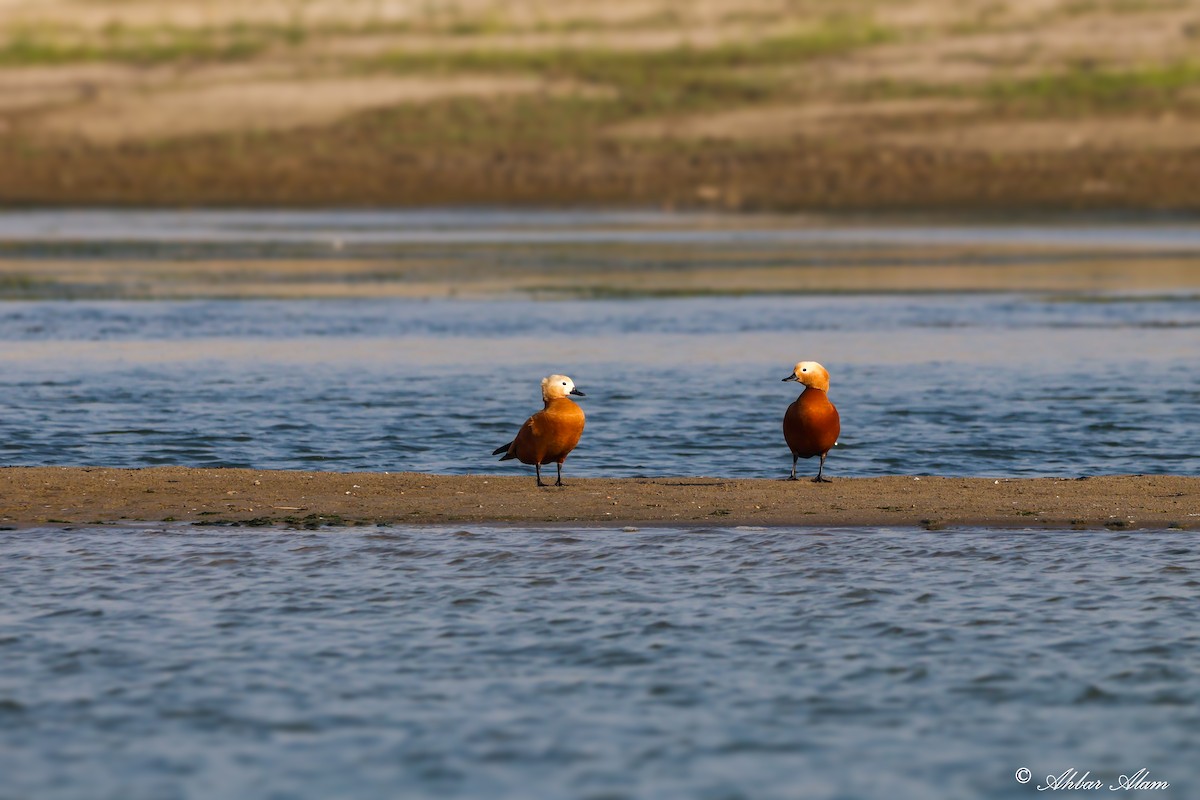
[493,442,514,460]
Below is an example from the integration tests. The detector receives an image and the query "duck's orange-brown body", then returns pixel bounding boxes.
[781,360,840,482]
[783,389,840,461]
[505,397,586,468]
[494,374,586,486]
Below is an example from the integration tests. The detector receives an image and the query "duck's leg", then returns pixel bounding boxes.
[555,461,565,487]
[536,463,546,487]
[812,452,832,483]
[788,454,799,481]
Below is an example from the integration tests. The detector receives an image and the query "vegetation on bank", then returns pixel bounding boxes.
[854,61,1200,114]
[2,1,1199,209]
[0,12,889,66]
[2,6,1198,123]
[0,22,289,65]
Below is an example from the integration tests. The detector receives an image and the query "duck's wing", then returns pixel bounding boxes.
[495,413,542,460]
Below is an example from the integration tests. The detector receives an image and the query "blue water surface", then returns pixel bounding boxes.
[1,524,1197,800]
[1,212,1197,800]
[2,210,1198,477]
[0,293,1197,477]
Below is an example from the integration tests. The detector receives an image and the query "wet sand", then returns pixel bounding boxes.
[3,246,1200,301]
[1,468,1195,530]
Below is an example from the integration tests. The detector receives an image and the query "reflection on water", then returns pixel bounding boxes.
[1,525,1197,800]
[0,294,1197,476]
[1,211,1197,476]
[4,208,1200,248]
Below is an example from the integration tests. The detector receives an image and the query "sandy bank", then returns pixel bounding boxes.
[4,241,1200,301]
[3,1,1200,210]
[1,468,1195,530]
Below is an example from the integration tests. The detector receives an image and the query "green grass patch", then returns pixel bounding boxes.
[0,14,893,69]
[846,61,1200,114]
[0,22,299,66]
[369,22,895,115]
[1061,0,1191,16]
[373,23,894,76]
[983,62,1200,113]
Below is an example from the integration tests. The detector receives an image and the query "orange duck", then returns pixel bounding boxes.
[493,374,586,487]
[781,361,840,482]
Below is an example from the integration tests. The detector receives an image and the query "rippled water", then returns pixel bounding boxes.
[0,292,1197,476]
[2,212,1197,798]
[2,210,1199,478]
[1,525,1197,800]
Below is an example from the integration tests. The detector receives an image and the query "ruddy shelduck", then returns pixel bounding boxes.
[493,374,586,487]
[781,361,840,482]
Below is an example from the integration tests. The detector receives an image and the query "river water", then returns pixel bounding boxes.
[1,215,1199,480]
[2,290,1198,477]
[1,524,1198,800]
[1,211,1198,798]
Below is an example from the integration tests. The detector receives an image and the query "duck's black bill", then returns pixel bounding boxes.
[782,375,797,382]
[570,388,586,396]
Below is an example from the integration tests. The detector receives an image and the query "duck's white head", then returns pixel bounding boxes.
[782,361,831,392]
[542,374,585,402]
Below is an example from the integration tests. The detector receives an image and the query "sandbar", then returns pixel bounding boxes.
[1,468,1195,530]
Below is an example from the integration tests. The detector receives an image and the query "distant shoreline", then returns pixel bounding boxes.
[3,230,1200,301]
[2,468,1195,530]
[5,141,1200,213]
[5,0,1200,213]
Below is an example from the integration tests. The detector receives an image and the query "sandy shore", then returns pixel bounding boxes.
[4,250,1200,301]
[1,468,1195,530]
[3,1,1200,210]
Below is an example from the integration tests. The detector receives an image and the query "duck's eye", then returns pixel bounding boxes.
[801,368,807,372]
[562,382,568,386]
